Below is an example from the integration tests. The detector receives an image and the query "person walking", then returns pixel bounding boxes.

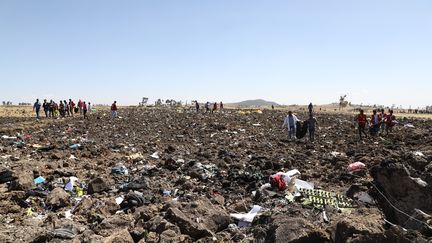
[111,101,118,119]
[33,99,41,120]
[282,111,299,140]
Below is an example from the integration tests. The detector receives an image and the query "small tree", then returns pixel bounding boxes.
[339,95,349,111]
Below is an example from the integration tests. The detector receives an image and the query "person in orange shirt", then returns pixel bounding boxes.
[355,109,368,140]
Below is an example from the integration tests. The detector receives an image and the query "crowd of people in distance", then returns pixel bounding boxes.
[195,101,224,113]
[33,99,91,120]
[32,99,119,120]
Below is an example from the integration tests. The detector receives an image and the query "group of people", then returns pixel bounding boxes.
[195,101,224,113]
[355,109,396,140]
[281,103,397,142]
[282,103,318,142]
[33,99,91,119]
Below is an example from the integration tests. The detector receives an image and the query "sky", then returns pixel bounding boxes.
[0,1,431,108]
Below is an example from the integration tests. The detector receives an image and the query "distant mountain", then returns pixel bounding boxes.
[230,99,279,107]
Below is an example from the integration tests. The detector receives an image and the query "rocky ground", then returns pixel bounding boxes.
[1,107,432,242]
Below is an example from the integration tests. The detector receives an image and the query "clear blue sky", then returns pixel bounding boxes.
[1,1,431,108]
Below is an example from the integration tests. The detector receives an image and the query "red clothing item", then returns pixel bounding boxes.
[270,175,286,191]
[82,103,87,110]
[385,114,395,125]
[356,114,367,126]
[111,103,117,111]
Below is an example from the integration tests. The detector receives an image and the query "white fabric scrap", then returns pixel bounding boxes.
[274,169,301,185]
[293,179,314,190]
[230,205,262,226]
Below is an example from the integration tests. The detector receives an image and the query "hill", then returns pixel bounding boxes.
[230,99,279,107]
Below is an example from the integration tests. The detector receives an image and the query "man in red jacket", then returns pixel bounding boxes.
[355,109,368,140]
[69,99,75,117]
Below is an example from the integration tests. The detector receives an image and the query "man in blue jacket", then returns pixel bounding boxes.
[33,99,41,119]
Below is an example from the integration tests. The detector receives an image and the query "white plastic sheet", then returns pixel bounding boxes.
[230,205,263,227]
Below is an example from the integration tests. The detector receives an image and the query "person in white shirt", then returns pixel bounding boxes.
[282,111,299,139]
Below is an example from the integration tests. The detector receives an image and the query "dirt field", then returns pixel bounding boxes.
[1,107,432,242]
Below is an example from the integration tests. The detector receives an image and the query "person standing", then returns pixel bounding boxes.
[33,99,41,119]
[64,100,70,117]
[307,114,318,142]
[88,102,91,113]
[69,99,75,117]
[59,101,65,118]
[78,99,83,115]
[282,111,299,140]
[42,99,49,118]
[49,100,55,118]
[384,109,396,135]
[308,103,314,115]
[355,109,368,140]
[380,109,386,135]
[205,102,210,113]
[54,101,59,118]
[220,102,224,112]
[212,102,217,113]
[82,101,88,119]
[195,101,200,113]
[370,109,381,136]
[111,101,118,119]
